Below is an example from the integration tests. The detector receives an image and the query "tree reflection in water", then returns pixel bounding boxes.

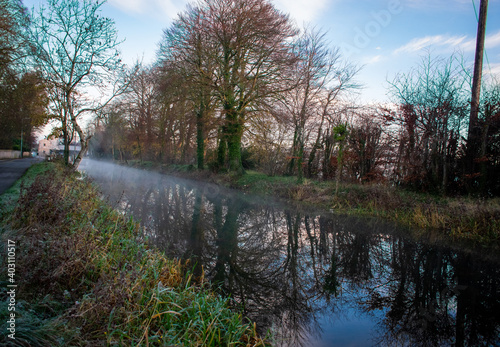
[81,160,500,347]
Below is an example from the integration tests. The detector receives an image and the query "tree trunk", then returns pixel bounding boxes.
[63,134,70,166]
[226,112,244,174]
[335,142,344,196]
[62,117,70,165]
[112,137,115,160]
[196,104,205,170]
[479,118,490,196]
[308,145,318,179]
[297,139,304,184]
[308,108,326,179]
[217,127,227,171]
[71,117,91,170]
[288,125,299,176]
[322,131,333,180]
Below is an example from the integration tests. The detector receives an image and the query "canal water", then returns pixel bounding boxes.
[80,159,500,346]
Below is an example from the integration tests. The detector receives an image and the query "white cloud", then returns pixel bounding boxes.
[108,0,145,14]
[108,0,187,19]
[486,63,500,77]
[394,30,500,55]
[364,55,383,64]
[405,0,470,10]
[485,31,500,50]
[109,0,332,24]
[155,0,187,18]
[394,35,468,54]
[273,0,330,25]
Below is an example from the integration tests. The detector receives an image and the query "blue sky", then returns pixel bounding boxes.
[24,0,500,103]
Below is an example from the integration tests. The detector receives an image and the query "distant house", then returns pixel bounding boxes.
[38,139,82,161]
[38,139,57,158]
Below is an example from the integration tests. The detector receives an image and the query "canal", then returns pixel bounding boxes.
[80,159,500,346]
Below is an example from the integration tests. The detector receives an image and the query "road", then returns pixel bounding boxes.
[0,157,43,195]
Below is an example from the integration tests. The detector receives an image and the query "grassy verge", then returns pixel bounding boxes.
[0,162,267,346]
[0,161,53,217]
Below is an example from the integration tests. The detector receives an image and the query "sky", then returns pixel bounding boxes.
[23,0,500,104]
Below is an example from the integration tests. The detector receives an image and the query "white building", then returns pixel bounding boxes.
[38,138,81,159]
[38,138,57,158]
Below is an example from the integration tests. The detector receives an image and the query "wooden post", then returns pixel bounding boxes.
[467,0,488,178]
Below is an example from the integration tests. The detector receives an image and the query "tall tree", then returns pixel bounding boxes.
[0,0,27,79]
[345,110,387,183]
[0,71,49,151]
[283,27,358,182]
[159,4,215,170]
[154,65,200,164]
[0,1,49,152]
[26,0,126,168]
[124,64,158,161]
[202,0,298,173]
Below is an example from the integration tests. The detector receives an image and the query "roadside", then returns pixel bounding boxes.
[0,157,43,195]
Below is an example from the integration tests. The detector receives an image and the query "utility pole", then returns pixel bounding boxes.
[467,0,488,178]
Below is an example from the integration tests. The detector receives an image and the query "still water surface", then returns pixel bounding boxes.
[80,159,500,346]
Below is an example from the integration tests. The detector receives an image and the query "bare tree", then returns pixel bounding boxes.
[473,79,500,195]
[282,27,359,183]
[120,63,159,161]
[26,0,127,168]
[345,110,387,183]
[158,4,216,169]
[246,106,291,176]
[90,103,128,160]
[155,65,200,164]
[388,53,468,193]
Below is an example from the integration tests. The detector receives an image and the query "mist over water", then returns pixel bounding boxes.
[80,159,500,347]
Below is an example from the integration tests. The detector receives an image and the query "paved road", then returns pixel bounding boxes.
[0,157,43,195]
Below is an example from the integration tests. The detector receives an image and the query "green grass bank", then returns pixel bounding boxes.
[0,162,267,346]
[127,160,500,247]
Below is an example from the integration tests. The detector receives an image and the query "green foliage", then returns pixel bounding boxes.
[0,0,27,77]
[0,0,49,150]
[0,71,49,151]
[236,170,296,193]
[109,284,263,346]
[332,123,348,142]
